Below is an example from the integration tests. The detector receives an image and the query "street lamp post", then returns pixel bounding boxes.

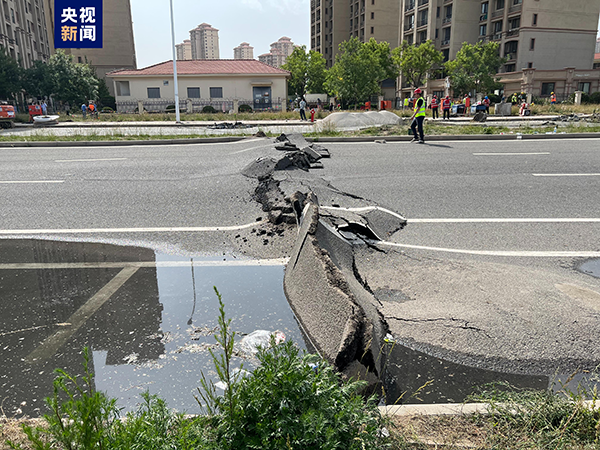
[169,0,181,123]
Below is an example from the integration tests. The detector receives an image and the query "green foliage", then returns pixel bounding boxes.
[166,104,177,113]
[325,37,395,104]
[282,46,327,97]
[471,381,600,448]
[0,48,22,99]
[47,51,99,105]
[445,42,506,96]
[97,78,116,110]
[10,348,119,450]
[238,104,253,113]
[202,105,217,114]
[392,40,444,89]
[587,91,600,104]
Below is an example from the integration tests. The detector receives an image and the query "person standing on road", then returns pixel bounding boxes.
[430,95,439,119]
[442,95,451,120]
[410,88,426,144]
[299,98,307,121]
[483,96,490,114]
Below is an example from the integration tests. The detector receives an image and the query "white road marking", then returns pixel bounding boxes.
[408,218,600,223]
[473,152,550,156]
[0,220,265,235]
[0,180,64,184]
[321,205,407,221]
[55,158,127,162]
[0,258,290,270]
[26,267,139,363]
[230,144,273,155]
[374,240,600,258]
[533,173,600,177]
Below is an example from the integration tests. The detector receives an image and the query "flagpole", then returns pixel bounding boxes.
[169,0,181,123]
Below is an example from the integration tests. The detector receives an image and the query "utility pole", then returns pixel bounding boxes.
[169,0,181,123]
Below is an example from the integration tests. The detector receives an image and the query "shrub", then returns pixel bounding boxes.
[238,104,252,113]
[166,104,176,113]
[202,105,217,114]
[585,91,600,104]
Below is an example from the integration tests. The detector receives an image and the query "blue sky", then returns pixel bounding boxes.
[130,0,310,68]
[130,2,600,69]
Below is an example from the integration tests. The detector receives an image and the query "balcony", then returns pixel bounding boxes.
[417,19,428,27]
[444,0,452,3]
[491,32,502,40]
[405,1,415,12]
[442,15,452,24]
[404,23,415,31]
[491,9,503,18]
[418,0,428,6]
[479,13,488,21]
[508,4,522,14]
[504,52,517,61]
[506,28,519,37]
[441,39,450,46]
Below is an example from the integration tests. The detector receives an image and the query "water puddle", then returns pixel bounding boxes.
[0,240,305,417]
[579,258,600,279]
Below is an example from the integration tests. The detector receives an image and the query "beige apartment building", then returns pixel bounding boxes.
[311,0,399,68]
[258,37,295,68]
[397,0,600,99]
[0,0,53,69]
[190,23,220,59]
[176,39,192,60]
[233,42,254,59]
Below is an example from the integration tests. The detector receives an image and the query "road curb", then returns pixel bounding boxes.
[310,132,600,143]
[0,136,250,148]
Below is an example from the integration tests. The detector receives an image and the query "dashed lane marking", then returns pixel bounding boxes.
[0,180,64,184]
[408,218,600,223]
[55,158,127,162]
[533,173,600,177]
[473,152,550,156]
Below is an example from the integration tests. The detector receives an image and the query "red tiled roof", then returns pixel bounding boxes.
[108,60,290,77]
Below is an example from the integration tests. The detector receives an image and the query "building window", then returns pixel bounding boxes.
[371,12,374,19]
[578,82,591,94]
[528,62,533,68]
[480,24,487,36]
[504,64,516,72]
[210,87,223,98]
[371,0,374,4]
[481,2,489,14]
[116,81,130,97]
[509,16,520,30]
[504,40,518,58]
[513,0,522,4]
[530,38,535,50]
[147,87,161,99]
[77,56,82,63]
[532,13,537,25]
[442,49,450,61]
[541,83,555,96]
[163,80,169,86]
[187,87,200,98]
[496,0,504,10]
[370,26,374,34]
[435,28,439,39]
[436,7,440,17]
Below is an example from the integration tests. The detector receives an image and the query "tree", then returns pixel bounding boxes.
[325,37,394,106]
[47,51,99,105]
[445,42,506,96]
[0,49,22,100]
[282,46,327,97]
[392,40,444,89]
[22,60,53,100]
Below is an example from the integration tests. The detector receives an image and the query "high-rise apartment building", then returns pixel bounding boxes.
[190,23,220,59]
[176,40,192,60]
[258,37,295,68]
[399,0,600,72]
[311,0,399,68]
[234,42,254,59]
[0,0,53,69]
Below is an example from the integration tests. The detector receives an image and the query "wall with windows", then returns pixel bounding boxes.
[109,74,288,111]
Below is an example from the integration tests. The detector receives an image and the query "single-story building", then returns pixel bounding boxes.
[107,59,290,113]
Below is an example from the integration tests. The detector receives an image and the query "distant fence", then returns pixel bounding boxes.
[116,98,285,114]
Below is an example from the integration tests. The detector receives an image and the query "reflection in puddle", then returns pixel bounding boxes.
[0,240,304,417]
[580,259,600,279]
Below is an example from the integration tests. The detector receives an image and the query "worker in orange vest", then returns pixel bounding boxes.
[442,95,451,120]
[430,95,439,119]
[550,92,557,105]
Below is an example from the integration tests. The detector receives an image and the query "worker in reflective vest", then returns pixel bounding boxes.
[404,97,409,110]
[430,95,439,119]
[551,92,557,105]
[442,95,451,120]
[410,88,426,144]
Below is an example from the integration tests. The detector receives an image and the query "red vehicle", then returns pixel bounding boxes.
[28,104,43,122]
[0,104,16,129]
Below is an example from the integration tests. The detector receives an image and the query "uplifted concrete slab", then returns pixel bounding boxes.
[320,111,402,130]
[353,247,600,375]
